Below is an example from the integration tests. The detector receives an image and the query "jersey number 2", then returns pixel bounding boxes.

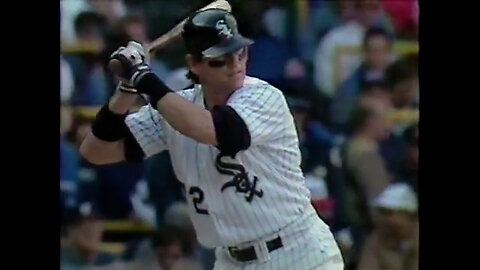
[189,186,209,215]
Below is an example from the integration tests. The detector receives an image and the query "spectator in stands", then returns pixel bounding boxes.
[398,124,418,196]
[116,14,171,80]
[171,259,203,270]
[301,0,393,61]
[384,57,419,133]
[74,11,108,51]
[311,0,358,47]
[152,227,192,270]
[244,1,301,90]
[144,151,185,229]
[386,58,418,108]
[342,93,393,265]
[330,26,395,133]
[61,0,126,45]
[67,11,110,106]
[130,179,157,227]
[61,56,75,104]
[118,13,149,44]
[164,202,214,270]
[65,107,144,219]
[378,57,418,180]
[346,92,392,203]
[88,0,127,24]
[60,0,91,44]
[61,105,80,211]
[61,202,118,269]
[127,225,195,270]
[357,183,419,270]
[66,108,99,205]
[313,0,395,98]
[286,95,337,173]
[304,169,335,224]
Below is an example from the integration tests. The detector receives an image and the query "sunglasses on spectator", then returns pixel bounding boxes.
[205,47,248,68]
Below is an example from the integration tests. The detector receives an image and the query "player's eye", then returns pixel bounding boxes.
[207,58,227,68]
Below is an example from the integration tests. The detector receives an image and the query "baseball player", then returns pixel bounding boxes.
[80,9,344,270]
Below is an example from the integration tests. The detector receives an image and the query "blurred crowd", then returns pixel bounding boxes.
[60,0,419,270]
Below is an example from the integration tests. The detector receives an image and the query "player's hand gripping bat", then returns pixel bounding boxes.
[109,0,232,75]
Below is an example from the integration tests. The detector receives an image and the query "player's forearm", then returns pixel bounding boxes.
[80,134,126,165]
[80,89,137,164]
[135,72,217,145]
[156,92,217,145]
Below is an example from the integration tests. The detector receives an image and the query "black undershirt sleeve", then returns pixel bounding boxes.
[211,105,251,156]
[123,128,145,163]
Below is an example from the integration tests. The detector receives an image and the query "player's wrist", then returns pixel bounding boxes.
[117,81,138,94]
[107,84,139,114]
[91,104,129,141]
[135,72,173,107]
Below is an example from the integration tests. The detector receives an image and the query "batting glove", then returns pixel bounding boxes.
[110,41,151,87]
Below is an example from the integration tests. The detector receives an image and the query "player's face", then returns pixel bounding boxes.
[194,47,249,91]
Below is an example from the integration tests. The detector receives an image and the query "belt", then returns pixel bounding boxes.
[227,236,283,262]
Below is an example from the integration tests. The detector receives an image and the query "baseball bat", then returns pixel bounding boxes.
[109,0,232,75]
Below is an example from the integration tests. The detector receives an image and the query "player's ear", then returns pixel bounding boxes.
[186,54,201,75]
[186,54,198,68]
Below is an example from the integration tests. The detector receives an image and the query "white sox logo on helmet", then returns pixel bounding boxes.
[216,19,233,39]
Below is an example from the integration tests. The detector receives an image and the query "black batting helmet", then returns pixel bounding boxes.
[182,8,254,58]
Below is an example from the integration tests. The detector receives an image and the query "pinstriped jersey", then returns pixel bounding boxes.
[125,76,325,248]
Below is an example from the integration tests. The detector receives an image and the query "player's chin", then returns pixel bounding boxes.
[228,72,246,90]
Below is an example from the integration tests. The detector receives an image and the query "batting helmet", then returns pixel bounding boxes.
[182,8,254,58]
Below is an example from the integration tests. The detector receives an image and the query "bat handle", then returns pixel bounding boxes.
[108,59,124,76]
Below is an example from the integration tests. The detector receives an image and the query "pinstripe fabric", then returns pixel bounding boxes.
[125,104,168,157]
[125,77,342,268]
[213,205,344,270]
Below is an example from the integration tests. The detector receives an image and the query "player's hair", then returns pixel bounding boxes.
[363,26,394,49]
[186,54,202,84]
[186,70,200,84]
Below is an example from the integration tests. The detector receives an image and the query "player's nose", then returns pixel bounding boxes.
[226,55,242,69]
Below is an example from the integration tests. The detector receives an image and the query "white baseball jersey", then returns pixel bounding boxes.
[125,76,327,248]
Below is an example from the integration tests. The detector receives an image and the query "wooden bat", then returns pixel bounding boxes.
[109,0,232,75]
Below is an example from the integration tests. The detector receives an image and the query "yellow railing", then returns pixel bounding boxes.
[334,40,419,92]
[104,220,156,233]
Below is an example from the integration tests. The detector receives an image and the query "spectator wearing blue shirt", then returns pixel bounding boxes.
[66,108,144,219]
[242,2,300,90]
[330,26,394,134]
[66,11,110,106]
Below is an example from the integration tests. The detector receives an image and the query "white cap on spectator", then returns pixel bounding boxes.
[373,183,418,213]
